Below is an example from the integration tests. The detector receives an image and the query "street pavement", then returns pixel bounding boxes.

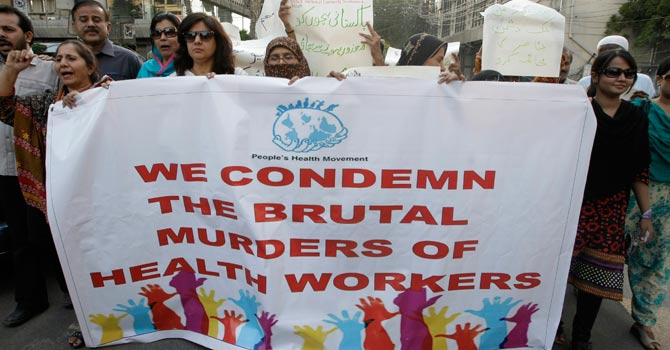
[0,263,666,350]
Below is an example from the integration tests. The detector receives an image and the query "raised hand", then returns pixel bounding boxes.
[139,283,178,304]
[3,50,34,74]
[211,309,247,344]
[198,287,226,337]
[359,22,384,66]
[255,311,278,350]
[356,296,398,350]
[89,313,127,344]
[424,306,461,350]
[500,303,539,348]
[294,325,337,350]
[230,289,263,348]
[437,323,488,350]
[324,310,365,350]
[112,298,154,335]
[465,297,522,350]
[138,284,184,330]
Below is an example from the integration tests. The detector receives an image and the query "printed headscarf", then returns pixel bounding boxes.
[397,33,446,66]
[264,37,311,79]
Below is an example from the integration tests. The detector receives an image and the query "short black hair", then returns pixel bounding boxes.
[657,57,670,77]
[0,5,34,44]
[150,12,180,31]
[71,0,110,22]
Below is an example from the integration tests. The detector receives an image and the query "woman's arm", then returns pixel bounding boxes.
[279,0,297,41]
[632,180,654,242]
[0,50,34,96]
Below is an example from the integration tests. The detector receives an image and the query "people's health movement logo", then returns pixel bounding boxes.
[272,98,348,153]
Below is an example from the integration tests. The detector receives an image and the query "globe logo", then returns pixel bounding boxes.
[272,98,348,153]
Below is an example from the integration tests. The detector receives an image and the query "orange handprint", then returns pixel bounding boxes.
[437,323,488,350]
[356,296,399,350]
[294,325,337,350]
[424,306,461,350]
[139,284,184,330]
[89,313,127,344]
[211,309,247,344]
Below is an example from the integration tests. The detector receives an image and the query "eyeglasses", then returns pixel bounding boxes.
[183,31,215,42]
[601,67,636,79]
[268,53,297,64]
[150,27,178,39]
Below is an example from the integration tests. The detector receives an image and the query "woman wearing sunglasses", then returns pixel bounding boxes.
[173,13,246,78]
[137,13,181,78]
[623,57,670,350]
[567,50,653,350]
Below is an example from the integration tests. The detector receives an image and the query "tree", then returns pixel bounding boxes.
[606,0,670,47]
[244,0,264,39]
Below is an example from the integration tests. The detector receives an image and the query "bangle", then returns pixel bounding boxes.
[285,29,295,34]
[640,208,653,220]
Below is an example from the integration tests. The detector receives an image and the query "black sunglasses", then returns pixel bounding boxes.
[183,31,215,42]
[601,67,636,79]
[150,27,178,39]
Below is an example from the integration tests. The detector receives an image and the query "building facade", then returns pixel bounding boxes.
[427,0,665,80]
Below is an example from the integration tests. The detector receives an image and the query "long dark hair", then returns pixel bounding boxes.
[174,13,235,76]
[56,39,100,84]
[587,50,638,97]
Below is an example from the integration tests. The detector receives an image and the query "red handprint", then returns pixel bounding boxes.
[437,323,488,350]
[211,309,247,344]
[356,296,399,350]
[139,284,184,330]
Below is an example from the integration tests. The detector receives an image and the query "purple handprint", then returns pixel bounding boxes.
[500,303,539,348]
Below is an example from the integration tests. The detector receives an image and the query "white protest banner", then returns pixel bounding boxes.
[342,66,439,78]
[482,0,565,77]
[287,0,374,76]
[47,77,595,350]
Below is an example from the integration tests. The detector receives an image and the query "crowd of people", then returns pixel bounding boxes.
[0,1,668,350]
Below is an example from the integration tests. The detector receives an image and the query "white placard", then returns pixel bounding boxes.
[482,0,565,77]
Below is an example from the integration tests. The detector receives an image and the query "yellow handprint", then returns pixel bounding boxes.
[294,324,337,350]
[197,287,226,337]
[424,306,461,350]
[89,313,127,344]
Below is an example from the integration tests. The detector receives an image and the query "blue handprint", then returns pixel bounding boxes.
[323,310,365,350]
[112,298,155,335]
[231,289,263,348]
[465,297,522,350]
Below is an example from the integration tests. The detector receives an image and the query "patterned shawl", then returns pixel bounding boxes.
[264,37,311,79]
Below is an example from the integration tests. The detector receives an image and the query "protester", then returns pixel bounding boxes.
[567,49,652,350]
[172,13,245,78]
[534,48,573,84]
[71,0,142,80]
[624,57,670,350]
[264,36,311,84]
[0,5,62,328]
[560,47,576,84]
[578,36,655,99]
[137,13,180,78]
